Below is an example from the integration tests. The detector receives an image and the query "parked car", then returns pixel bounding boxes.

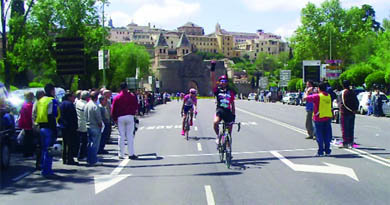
[357,92,388,115]
[0,82,11,170]
[248,93,257,101]
[282,93,297,105]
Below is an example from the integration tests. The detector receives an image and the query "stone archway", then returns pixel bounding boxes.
[188,80,199,92]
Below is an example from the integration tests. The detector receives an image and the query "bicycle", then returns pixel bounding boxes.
[218,121,240,168]
[182,111,192,140]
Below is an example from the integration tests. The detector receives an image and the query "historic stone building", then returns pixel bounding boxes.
[153,53,226,96]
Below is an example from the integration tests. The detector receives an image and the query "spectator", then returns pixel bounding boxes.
[367,92,373,116]
[75,91,89,161]
[111,82,138,160]
[59,92,78,165]
[75,90,82,104]
[19,92,35,158]
[304,81,316,140]
[338,80,359,148]
[33,84,60,177]
[84,91,103,166]
[33,90,45,170]
[304,82,333,157]
[98,95,110,154]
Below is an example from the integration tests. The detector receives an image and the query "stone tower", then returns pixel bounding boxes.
[154,33,169,65]
[176,33,191,60]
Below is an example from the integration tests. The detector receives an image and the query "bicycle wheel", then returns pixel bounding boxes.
[184,116,190,140]
[225,134,232,168]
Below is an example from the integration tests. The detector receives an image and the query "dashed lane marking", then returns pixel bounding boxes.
[204,185,216,205]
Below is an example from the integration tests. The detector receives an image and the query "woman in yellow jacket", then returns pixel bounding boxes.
[304,82,333,157]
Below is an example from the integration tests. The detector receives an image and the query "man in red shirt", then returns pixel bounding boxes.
[111,82,138,160]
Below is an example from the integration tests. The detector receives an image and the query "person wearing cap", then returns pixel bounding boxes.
[338,80,359,148]
[180,88,198,136]
[75,91,89,161]
[304,82,333,157]
[210,60,236,147]
[59,92,78,165]
[111,82,138,160]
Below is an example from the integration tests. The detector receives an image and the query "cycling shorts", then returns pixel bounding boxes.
[183,105,193,114]
[216,108,234,123]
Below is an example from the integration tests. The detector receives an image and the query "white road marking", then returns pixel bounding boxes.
[204,185,216,205]
[162,148,317,158]
[195,126,198,131]
[156,126,165,129]
[197,143,202,151]
[166,125,173,129]
[138,126,144,130]
[174,125,181,129]
[237,107,390,168]
[12,171,33,182]
[94,159,131,194]
[343,148,390,168]
[146,126,155,130]
[271,151,359,181]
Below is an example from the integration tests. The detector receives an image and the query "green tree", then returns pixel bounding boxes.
[339,63,373,86]
[7,0,107,89]
[365,70,386,90]
[287,78,300,91]
[107,43,150,90]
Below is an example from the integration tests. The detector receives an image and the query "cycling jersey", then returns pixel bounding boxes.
[213,86,235,110]
[183,94,197,107]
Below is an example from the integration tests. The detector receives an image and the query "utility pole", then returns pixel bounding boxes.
[102,0,106,87]
[329,30,332,60]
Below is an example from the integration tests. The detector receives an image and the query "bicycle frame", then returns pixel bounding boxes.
[218,121,240,168]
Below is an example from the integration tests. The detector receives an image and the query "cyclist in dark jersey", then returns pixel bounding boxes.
[210,62,236,146]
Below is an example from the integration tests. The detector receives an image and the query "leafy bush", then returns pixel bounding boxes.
[365,71,386,90]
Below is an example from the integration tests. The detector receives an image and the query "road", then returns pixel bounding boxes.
[1,99,390,205]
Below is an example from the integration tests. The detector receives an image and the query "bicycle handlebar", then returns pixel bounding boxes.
[218,122,241,132]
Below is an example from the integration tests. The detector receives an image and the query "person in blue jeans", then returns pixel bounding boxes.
[304,82,333,157]
[84,91,103,166]
[33,84,60,177]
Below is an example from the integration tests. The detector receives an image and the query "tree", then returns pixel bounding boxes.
[7,0,107,89]
[339,63,373,86]
[365,71,386,90]
[287,78,300,92]
[106,43,150,90]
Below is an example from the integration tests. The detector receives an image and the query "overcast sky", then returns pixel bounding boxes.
[105,0,389,39]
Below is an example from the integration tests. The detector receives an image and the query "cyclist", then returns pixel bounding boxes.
[210,62,236,147]
[181,88,198,136]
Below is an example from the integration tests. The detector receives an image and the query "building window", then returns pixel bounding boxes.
[261,48,263,51]
[256,49,259,52]
[186,49,189,54]
[164,49,166,53]
[268,47,270,51]
[183,49,185,54]
[160,49,162,53]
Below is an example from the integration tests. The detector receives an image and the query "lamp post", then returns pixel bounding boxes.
[102,0,106,87]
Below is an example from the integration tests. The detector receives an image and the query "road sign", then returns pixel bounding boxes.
[303,60,321,83]
[259,77,268,89]
[126,77,138,89]
[55,37,85,75]
[148,76,153,84]
[280,70,291,87]
[98,50,110,70]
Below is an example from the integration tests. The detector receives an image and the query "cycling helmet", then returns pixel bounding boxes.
[218,75,228,82]
[189,88,197,94]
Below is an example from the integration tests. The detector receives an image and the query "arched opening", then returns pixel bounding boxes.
[187,80,198,93]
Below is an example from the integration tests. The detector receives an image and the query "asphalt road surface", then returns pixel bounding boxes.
[1,99,390,205]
